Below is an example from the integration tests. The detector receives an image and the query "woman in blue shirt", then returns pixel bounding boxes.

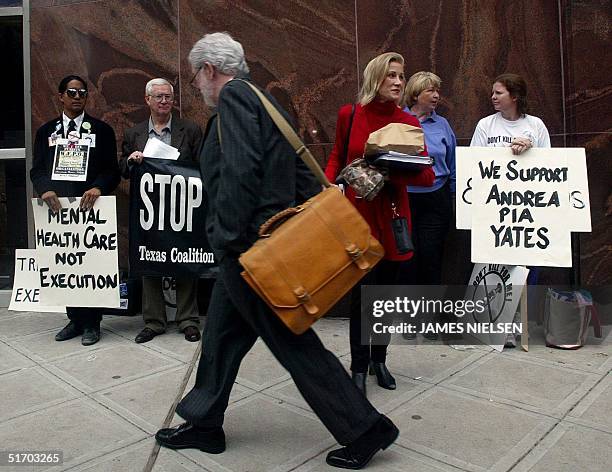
[402,71,457,338]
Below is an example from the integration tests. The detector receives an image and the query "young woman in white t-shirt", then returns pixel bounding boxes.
[471,73,550,153]
[470,73,551,347]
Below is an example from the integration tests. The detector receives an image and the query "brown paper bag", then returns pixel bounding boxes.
[364,123,425,156]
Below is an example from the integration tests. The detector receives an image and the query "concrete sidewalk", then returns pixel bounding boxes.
[0,309,610,472]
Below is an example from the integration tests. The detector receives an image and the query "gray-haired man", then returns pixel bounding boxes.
[155,33,398,470]
[120,78,202,343]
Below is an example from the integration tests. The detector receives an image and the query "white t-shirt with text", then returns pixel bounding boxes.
[470,112,551,148]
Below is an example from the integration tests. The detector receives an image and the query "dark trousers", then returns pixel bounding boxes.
[176,257,381,446]
[402,185,452,285]
[66,307,102,329]
[349,259,404,373]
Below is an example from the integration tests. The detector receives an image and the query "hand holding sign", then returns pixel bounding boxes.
[41,190,62,214]
[128,150,144,164]
[510,137,533,155]
[80,187,101,210]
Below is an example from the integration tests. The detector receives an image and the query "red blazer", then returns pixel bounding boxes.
[325,101,434,261]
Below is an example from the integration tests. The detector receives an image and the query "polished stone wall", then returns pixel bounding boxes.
[30,0,611,286]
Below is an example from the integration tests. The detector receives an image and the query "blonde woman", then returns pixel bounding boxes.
[325,53,434,395]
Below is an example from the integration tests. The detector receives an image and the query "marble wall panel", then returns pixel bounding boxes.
[356,0,564,140]
[561,0,612,286]
[27,0,609,287]
[567,132,612,286]
[31,0,179,267]
[177,0,358,154]
[562,0,612,135]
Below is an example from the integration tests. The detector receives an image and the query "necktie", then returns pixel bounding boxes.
[67,120,77,137]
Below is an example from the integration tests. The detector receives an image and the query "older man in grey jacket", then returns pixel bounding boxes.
[120,78,203,344]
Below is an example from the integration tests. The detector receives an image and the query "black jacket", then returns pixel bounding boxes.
[31,113,120,197]
[200,77,320,261]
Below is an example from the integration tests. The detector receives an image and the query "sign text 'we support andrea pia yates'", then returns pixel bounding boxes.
[129,159,216,277]
[455,147,591,267]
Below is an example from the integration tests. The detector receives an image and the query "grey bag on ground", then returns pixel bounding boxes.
[543,289,602,349]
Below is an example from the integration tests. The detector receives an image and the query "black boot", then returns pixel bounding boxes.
[326,415,399,469]
[369,362,396,390]
[351,372,367,397]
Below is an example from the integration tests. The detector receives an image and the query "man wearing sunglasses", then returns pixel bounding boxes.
[119,78,204,344]
[31,74,120,346]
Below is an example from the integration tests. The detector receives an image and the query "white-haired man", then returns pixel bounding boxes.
[155,33,399,470]
[120,78,203,344]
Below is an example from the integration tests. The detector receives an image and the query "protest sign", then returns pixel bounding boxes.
[471,152,571,266]
[456,147,591,232]
[9,249,65,313]
[129,159,216,277]
[465,263,529,351]
[32,196,120,308]
[51,138,90,181]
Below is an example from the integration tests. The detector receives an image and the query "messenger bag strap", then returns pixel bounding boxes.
[236,79,331,188]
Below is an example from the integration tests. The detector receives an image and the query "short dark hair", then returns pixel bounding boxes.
[494,73,528,116]
[58,75,87,93]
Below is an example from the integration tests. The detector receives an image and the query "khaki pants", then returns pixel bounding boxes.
[141,276,200,333]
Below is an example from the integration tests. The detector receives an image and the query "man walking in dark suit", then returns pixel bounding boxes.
[155,33,399,470]
[120,78,202,344]
[30,74,120,346]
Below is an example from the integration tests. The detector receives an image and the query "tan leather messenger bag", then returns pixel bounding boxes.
[233,81,384,334]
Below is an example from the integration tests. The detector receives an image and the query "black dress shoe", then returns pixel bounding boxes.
[368,362,396,390]
[156,422,225,454]
[135,327,159,344]
[81,327,100,346]
[184,326,201,342]
[326,415,399,469]
[55,321,83,341]
[351,372,367,396]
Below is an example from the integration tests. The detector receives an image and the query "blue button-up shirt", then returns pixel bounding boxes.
[404,108,456,194]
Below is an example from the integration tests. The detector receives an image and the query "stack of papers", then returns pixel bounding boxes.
[143,138,180,160]
[366,151,433,171]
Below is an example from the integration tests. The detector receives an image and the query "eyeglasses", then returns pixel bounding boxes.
[149,94,174,103]
[190,67,202,86]
[65,88,88,98]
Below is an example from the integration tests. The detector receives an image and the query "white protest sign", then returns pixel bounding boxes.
[9,249,65,313]
[456,147,591,231]
[470,152,572,267]
[560,147,591,232]
[465,263,529,351]
[32,196,120,308]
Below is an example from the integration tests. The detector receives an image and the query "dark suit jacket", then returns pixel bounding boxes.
[31,113,120,197]
[119,115,203,178]
[200,77,320,261]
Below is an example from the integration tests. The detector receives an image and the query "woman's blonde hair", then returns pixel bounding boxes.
[404,71,441,107]
[358,52,405,106]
